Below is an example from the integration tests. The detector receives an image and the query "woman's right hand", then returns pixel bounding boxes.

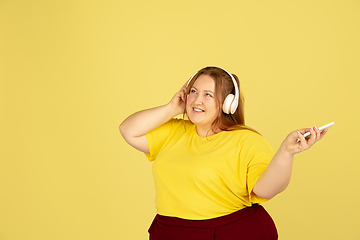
[119,83,188,153]
[167,84,187,116]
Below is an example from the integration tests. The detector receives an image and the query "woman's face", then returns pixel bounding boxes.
[186,74,219,132]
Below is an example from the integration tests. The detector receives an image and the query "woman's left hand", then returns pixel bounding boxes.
[281,126,328,156]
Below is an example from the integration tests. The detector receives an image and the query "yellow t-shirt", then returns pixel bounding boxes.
[145,118,274,220]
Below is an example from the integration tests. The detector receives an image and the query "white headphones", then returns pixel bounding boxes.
[186,66,239,114]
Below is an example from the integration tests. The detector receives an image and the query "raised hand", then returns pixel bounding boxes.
[281,126,328,156]
[167,84,187,116]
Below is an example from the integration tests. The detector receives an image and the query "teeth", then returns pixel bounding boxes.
[193,108,203,112]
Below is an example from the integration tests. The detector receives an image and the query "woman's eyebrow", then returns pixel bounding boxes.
[204,90,214,94]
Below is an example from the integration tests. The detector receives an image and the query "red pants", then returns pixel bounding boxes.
[148,204,278,240]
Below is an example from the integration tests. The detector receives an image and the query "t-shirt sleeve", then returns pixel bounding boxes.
[244,133,275,204]
[144,118,180,161]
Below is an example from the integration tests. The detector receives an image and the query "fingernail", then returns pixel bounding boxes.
[314,125,318,130]
[311,127,314,131]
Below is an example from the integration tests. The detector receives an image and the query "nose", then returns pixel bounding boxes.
[194,94,203,105]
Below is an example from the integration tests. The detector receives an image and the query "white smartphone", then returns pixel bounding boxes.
[297,122,334,142]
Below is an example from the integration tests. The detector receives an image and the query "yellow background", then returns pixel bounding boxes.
[1,0,359,239]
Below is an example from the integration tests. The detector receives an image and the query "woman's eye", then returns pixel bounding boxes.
[191,89,196,94]
[205,93,212,97]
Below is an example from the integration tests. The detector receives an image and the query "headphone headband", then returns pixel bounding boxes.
[186,66,239,114]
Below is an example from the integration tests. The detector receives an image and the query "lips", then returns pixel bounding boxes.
[193,107,205,112]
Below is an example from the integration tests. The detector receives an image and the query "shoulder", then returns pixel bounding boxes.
[167,118,192,127]
[164,118,194,133]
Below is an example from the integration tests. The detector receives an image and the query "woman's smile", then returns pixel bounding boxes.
[192,107,205,113]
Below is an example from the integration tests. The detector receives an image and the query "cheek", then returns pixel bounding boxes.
[207,100,219,112]
[186,95,194,106]
[211,106,221,120]
[185,98,192,112]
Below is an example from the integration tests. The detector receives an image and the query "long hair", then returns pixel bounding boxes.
[183,67,259,135]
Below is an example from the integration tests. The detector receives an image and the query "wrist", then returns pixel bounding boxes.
[164,103,183,118]
[278,143,295,159]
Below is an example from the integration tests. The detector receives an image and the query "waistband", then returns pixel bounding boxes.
[155,204,263,229]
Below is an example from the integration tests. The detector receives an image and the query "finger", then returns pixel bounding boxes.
[298,128,311,135]
[297,131,308,149]
[180,88,186,102]
[319,128,328,139]
[308,127,317,145]
[314,125,321,141]
[180,85,187,93]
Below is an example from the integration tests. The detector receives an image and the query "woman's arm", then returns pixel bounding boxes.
[252,126,328,199]
[119,85,186,153]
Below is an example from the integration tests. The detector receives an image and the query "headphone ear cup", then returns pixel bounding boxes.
[230,98,238,114]
[222,94,234,114]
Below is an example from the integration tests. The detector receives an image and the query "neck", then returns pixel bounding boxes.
[195,126,222,137]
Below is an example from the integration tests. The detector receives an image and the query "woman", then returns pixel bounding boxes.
[119,66,328,240]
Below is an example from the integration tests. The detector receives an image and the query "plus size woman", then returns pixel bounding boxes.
[119,66,328,240]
